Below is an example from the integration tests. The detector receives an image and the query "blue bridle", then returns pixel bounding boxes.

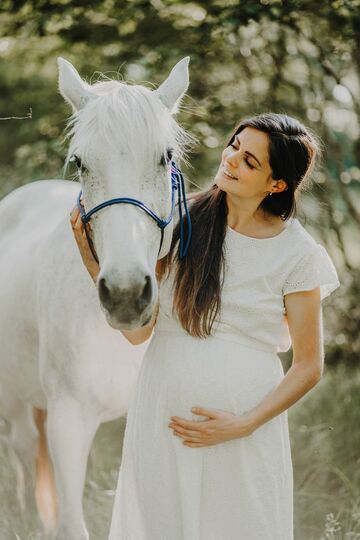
[76,161,192,264]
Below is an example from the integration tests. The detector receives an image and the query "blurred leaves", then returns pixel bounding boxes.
[0,0,359,364]
[289,363,360,538]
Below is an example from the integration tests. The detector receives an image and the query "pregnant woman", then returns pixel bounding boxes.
[71,112,340,540]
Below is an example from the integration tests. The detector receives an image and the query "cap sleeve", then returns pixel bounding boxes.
[282,243,340,301]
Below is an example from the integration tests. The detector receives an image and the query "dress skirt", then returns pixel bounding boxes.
[108,328,294,540]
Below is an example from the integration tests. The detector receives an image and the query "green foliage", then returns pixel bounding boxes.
[0,0,359,365]
[289,364,360,539]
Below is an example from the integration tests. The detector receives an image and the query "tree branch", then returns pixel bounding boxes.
[0,108,32,121]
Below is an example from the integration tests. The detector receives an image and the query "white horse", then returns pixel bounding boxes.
[0,56,190,539]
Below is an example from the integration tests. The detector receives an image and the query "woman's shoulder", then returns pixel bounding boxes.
[289,218,322,252]
[280,219,339,288]
[224,215,315,251]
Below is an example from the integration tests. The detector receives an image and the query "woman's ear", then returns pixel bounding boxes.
[273,180,288,193]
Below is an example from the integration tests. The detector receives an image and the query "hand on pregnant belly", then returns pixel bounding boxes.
[168,406,255,447]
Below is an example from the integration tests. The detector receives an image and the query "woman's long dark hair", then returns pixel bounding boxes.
[160,113,321,338]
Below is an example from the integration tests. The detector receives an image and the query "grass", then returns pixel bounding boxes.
[0,365,359,539]
[289,364,360,540]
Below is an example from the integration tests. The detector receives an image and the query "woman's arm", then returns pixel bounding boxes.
[167,287,326,446]
[120,298,160,345]
[245,287,323,431]
[70,205,162,346]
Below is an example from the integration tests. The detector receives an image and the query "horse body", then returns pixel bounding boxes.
[11,179,144,403]
[0,179,145,414]
[0,180,147,536]
[0,57,190,539]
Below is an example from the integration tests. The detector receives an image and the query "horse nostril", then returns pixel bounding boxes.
[138,275,152,310]
[98,274,153,313]
[98,277,111,306]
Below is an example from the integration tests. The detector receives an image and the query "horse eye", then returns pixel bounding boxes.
[70,154,88,174]
[160,149,174,167]
[167,149,174,163]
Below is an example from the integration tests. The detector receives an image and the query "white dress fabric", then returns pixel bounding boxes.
[108,217,340,540]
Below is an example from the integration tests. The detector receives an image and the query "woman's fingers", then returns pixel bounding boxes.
[70,206,88,245]
[69,205,100,282]
[70,205,81,229]
[70,206,86,238]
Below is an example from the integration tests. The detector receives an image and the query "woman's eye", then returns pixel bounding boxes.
[229,145,254,170]
[246,159,255,170]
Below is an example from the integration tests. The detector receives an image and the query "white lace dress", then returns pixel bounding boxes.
[108,217,340,540]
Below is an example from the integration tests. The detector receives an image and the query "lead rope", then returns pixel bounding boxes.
[170,162,192,259]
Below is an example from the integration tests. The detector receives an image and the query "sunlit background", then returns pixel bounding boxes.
[0,1,359,539]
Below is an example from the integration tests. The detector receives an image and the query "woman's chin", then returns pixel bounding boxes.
[215,173,239,192]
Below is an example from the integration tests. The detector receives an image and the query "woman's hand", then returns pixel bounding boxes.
[69,204,100,283]
[168,406,256,448]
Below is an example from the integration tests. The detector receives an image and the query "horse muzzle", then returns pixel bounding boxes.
[97,272,154,327]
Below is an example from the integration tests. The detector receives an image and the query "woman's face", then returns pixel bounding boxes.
[214,126,286,200]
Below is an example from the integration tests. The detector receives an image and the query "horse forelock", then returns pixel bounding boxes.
[64,80,191,170]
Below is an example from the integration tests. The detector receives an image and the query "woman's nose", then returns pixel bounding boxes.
[226,149,239,167]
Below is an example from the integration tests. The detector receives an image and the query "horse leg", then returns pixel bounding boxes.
[7,400,38,513]
[46,397,99,540]
[33,407,58,533]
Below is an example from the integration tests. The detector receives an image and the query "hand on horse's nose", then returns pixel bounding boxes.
[69,206,100,282]
[98,274,153,312]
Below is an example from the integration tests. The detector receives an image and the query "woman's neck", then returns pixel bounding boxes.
[225,194,284,236]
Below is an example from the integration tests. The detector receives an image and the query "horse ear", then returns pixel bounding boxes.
[57,57,96,111]
[154,57,190,114]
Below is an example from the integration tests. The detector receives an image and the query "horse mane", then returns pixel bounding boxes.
[64,79,192,171]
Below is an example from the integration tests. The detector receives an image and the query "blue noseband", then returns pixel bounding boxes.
[76,161,192,264]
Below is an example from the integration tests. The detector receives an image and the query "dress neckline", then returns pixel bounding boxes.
[226,217,295,241]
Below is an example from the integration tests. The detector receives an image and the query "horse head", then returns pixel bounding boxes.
[58,57,191,330]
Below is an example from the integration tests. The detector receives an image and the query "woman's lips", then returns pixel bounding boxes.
[222,165,238,180]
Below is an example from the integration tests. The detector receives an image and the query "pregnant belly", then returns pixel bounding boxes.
[142,331,284,421]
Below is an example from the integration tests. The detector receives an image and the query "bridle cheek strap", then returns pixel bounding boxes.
[157,220,174,260]
[76,161,192,265]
